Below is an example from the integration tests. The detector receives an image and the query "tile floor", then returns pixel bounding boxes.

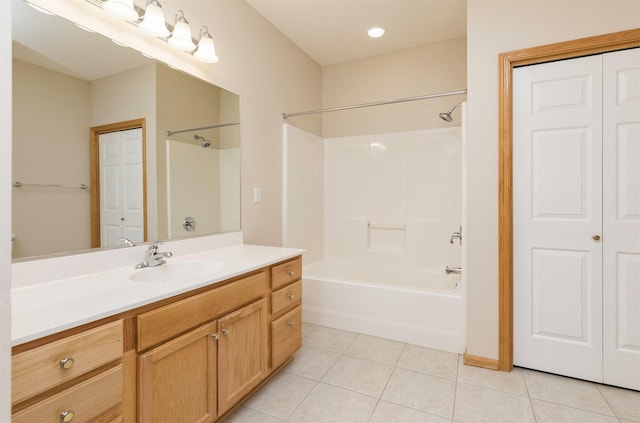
[227,323,640,423]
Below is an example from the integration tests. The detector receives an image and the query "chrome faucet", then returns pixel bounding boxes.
[135,241,173,269]
[445,266,462,275]
[118,237,136,247]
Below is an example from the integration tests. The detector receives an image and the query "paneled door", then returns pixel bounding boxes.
[98,128,144,247]
[513,48,640,390]
[513,54,604,383]
[602,49,640,390]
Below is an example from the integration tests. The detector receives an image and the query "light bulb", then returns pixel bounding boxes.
[103,0,139,21]
[194,26,219,63]
[139,0,170,38]
[168,10,196,52]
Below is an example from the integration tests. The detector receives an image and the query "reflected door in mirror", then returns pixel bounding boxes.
[98,129,145,247]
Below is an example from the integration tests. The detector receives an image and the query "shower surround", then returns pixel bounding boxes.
[283,124,465,352]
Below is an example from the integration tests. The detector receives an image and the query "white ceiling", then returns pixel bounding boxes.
[12,0,152,81]
[12,0,467,79]
[245,0,467,66]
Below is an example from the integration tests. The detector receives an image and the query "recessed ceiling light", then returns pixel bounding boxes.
[367,27,386,39]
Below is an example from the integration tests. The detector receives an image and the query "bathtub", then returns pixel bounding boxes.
[302,260,466,353]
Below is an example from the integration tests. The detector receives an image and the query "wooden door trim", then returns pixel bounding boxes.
[498,29,640,372]
[90,118,147,248]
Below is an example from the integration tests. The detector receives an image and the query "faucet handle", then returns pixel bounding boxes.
[147,240,162,253]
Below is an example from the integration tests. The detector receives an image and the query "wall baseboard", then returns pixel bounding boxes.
[463,353,500,370]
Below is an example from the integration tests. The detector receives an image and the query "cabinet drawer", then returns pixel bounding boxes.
[271,280,302,316]
[137,271,267,351]
[12,364,123,423]
[271,306,302,369]
[12,320,123,405]
[271,257,302,290]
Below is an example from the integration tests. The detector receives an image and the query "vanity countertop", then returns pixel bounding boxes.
[11,243,303,346]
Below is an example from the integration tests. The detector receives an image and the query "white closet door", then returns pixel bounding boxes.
[602,48,640,391]
[513,55,604,382]
[99,128,144,247]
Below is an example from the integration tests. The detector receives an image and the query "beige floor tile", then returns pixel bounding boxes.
[302,322,319,339]
[344,334,405,366]
[321,355,394,398]
[369,401,451,423]
[454,382,535,423]
[397,344,459,380]
[382,368,455,419]
[284,345,340,381]
[288,382,378,423]
[302,325,359,353]
[523,370,615,416]
[224,406,287,423]
[532,399,620,423]
[243,372,316,420]
[598,384,640,422]
[457,360,528,396]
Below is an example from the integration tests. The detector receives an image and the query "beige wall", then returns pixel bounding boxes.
[12,59,92,258]
[321,38,467,138]
[466,0,640,359]
[0,2,9,419]
[156,62,223,239]
[91,63,158,240]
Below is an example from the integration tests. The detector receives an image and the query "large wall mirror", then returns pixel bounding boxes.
[11,0,241,260]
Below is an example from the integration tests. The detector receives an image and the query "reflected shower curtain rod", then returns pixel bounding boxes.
[166,121,240,136]
[282,89,467,119]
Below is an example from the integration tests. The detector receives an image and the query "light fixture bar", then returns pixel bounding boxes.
[84,0,218,63]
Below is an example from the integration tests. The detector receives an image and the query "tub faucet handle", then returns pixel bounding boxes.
[450,226,462,245]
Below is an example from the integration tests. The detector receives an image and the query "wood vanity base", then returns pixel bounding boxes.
[11,256,303,423]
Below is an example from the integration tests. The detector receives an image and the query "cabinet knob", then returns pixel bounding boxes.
[287,293,294,300]
[222,328,229,335]
[212,333,219,340]
[592,234,601,241]
[287,321,294,327]
[59,358,75,370]
[60,410,75,423]
[287,270,295,277]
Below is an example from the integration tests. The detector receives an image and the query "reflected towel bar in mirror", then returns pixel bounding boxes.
[13,182,88,190]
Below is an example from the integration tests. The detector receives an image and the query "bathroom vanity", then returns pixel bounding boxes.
[10,240,302,423]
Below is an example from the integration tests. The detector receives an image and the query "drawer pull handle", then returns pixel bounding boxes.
[222,328,230,336]
[60,410,75,423]
[287,321,294,327]
[287,293,294,300]
[59,358,75,370]
[287,270,295,277]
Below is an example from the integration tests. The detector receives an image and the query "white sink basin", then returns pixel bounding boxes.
[129,261,223,283]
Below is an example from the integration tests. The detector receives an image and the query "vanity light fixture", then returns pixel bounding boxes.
[138,0,170,38]
[168,10,195,52]
[102,0,139,21]
[367,26,386,39]
[193,26,219,63]
[88,0,219,63]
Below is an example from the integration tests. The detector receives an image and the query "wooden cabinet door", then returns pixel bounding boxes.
[138,322,217,423]
[217,298,268,415]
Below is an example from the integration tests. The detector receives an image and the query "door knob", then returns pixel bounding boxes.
[592,235,601,241]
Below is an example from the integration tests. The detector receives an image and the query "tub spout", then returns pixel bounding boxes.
[445,266,462,275]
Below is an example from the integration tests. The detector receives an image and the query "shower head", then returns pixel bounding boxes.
[439,103,461,122]
[194,134,212,148]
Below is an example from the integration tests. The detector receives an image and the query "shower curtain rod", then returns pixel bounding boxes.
[282,89,467,119]
[166,121,240,136]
